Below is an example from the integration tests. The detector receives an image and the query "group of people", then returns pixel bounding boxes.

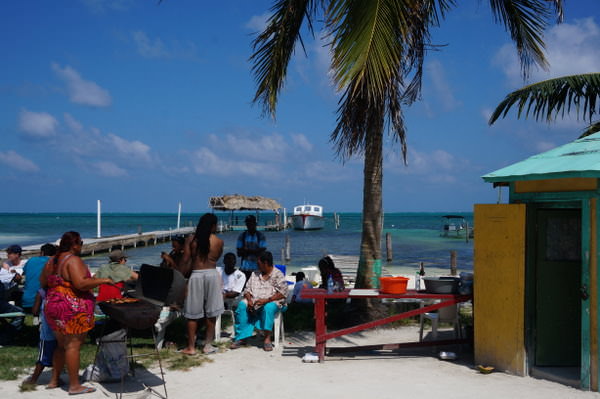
[0,213,345,395]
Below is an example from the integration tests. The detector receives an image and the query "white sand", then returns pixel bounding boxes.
[1,326,597,399]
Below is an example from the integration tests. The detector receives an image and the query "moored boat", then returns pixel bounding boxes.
[292,204,325,230]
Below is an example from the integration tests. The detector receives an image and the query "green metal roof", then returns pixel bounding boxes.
[482,132,600,183]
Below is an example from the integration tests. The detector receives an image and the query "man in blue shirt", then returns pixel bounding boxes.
[22,244,56,313]
[236,215,267,281]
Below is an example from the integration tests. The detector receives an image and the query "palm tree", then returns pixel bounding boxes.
[489,73,600,137]
[250,1,563,289]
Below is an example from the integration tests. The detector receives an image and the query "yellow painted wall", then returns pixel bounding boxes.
[515,178,597,193]
[474,203,527,375]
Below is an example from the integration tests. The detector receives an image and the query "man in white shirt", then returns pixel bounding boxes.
[220,253,246,307]
[1,245,25,304]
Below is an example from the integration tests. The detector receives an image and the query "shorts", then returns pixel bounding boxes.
[184,269,224,319]
[37,339,57,367]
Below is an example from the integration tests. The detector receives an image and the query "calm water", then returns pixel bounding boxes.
[0,212,474,276]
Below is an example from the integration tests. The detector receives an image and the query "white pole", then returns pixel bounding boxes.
[97,200,101,238]
[177,201,182,230]
[283,208,287,227]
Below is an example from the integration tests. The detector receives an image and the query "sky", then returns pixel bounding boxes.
[1,1,599,213]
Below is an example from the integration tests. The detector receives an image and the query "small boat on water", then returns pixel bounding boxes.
[292,204,325,230]
[440,215,474,239]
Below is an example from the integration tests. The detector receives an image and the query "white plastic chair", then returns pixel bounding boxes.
[217,306,285,348]
[154,306,181,349]
[419,301,461,341]
[215,308,236,342]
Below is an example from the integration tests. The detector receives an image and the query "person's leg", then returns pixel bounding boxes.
[257,302,280,347]
[181,319,198,354]
[232,300,254,342]
[203,317,216,353]
[47,332,65,388]
[63,333,88,393]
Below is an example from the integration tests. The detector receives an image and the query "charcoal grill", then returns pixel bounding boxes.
[95,264,185,399]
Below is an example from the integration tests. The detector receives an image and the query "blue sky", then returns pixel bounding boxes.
[1,0,599,213]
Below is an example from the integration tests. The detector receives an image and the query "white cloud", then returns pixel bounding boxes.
[108,133,152,162]
[132,31,169,58]
[51,63,112,107]
[18,109,58,138]
[223,133,289,161]
[387,147,471,184]
[189,147,279,178]
[292,134,313,152]
[480,107,493,123]
[63,113,83,133]
[93,161,127,177]
[495,18,600,86]
[245,12,270,32]
[426,60,461,111]
[0,150,39,172]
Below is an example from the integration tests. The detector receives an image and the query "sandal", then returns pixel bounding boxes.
[230,340,247,350]
[263,342,273,352]
[68,386,96,395]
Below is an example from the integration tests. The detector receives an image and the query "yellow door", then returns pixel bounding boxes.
[474,203,527,375]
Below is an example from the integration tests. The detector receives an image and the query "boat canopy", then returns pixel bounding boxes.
[209,194,282,211]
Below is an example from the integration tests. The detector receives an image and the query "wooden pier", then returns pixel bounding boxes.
[3,227,195,259]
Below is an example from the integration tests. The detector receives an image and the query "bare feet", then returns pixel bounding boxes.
[178,348,197,355]
[203,344,217,354]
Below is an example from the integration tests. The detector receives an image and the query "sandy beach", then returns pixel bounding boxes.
[1,326,597,399]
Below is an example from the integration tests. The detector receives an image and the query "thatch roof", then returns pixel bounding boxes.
[209,195,282,211]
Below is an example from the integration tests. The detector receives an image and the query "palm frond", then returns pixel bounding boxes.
[250,0,317,118]
[489,73,600,125]
[488,0,563,78]
[327,0,451,161]
[579,121,600,139]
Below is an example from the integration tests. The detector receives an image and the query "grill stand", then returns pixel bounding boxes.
[93,323,168,399]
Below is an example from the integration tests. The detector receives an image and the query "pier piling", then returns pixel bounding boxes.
[386,233,393,262]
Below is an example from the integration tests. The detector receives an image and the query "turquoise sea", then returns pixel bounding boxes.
[0,212,474,276]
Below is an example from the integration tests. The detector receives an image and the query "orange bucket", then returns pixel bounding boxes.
[379,276,409,294]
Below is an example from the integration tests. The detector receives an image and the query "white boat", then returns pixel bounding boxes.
[292,204,325,230]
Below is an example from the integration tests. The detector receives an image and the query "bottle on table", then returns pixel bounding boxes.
[416,262,425,291]
[327,275,334,294]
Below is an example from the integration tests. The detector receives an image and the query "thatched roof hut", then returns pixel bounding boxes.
[209,194,282,211]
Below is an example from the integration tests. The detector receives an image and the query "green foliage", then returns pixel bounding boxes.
[489,72,600,136]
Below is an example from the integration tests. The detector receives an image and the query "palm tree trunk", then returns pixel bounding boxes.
[355,128,383,289]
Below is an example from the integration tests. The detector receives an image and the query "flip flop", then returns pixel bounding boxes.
[68,386,96,395]
[229,340,247,349]
[263,342,273,352]
[203,345,217,354]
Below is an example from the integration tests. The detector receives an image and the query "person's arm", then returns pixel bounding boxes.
[32,292,42,316]
[130,271,139,281]
[179,236,194,277]
[236,234,245,257]
[66,257,113,291]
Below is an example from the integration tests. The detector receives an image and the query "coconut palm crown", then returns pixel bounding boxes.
[251,0,563,288]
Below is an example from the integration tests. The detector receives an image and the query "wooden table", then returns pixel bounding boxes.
[301,288,472,362]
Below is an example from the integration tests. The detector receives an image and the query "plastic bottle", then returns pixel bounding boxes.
[327,275,334,294]
[416,262,425,291]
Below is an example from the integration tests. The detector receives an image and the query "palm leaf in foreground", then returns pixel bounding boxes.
[489,73,600,136]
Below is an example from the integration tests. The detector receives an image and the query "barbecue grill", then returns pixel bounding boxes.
[95,264,185,399]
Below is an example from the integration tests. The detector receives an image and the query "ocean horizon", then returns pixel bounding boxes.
[0,212,474,277]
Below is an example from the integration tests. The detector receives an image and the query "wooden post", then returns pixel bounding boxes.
[386,233,393,262]
[450,250,457,276]
[285,234,291,262]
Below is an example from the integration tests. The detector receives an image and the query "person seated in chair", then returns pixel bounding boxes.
[318,256,345,291]
[94,250,138,302]
[230,251,287,352]
[291,272,313,304]
[219,252,246,308]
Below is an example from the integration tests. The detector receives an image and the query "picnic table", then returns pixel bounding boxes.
[301,288,472,362]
